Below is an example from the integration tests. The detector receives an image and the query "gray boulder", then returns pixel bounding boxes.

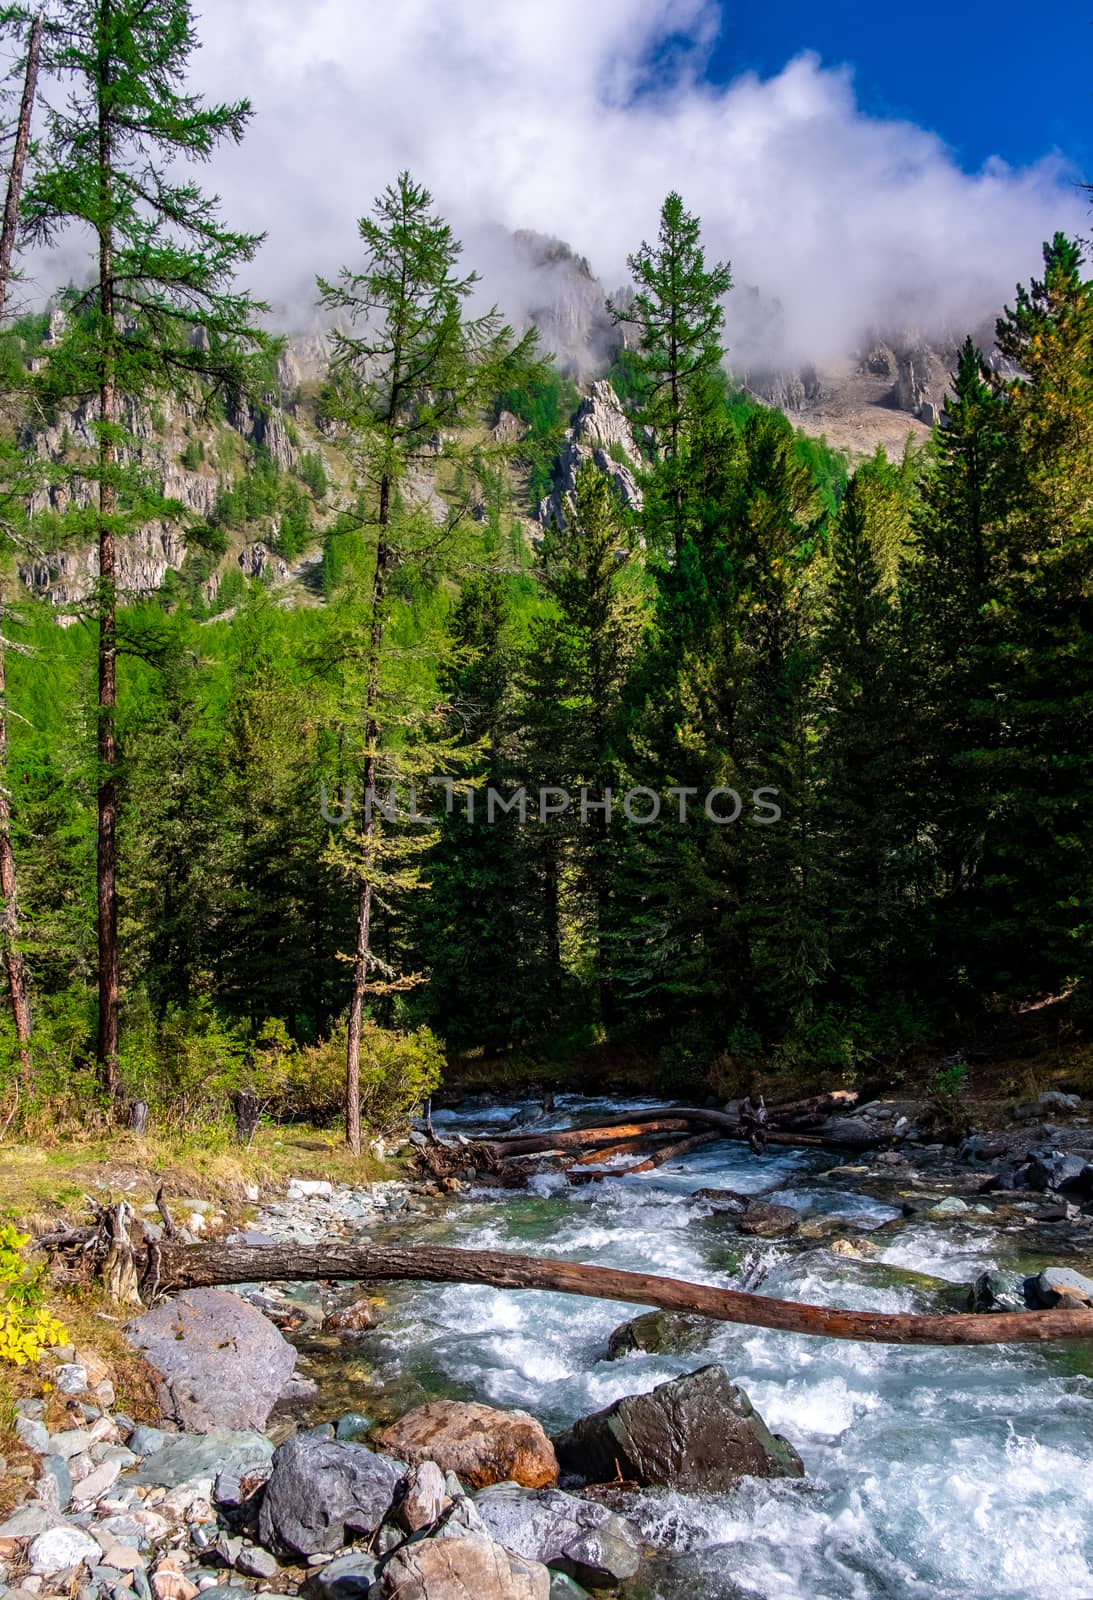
[1029,1267,1093,1309]
[473,1484,642,1587]
[258,1435,402,1557]
[308,1552,379,1600]
[127,1289,297,1433]
[553,1365,804,1492]
[1026,1151,1093,1194]
[132,1430,273,1489]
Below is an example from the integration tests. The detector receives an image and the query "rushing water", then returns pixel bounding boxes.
[301,1096,1093,1600]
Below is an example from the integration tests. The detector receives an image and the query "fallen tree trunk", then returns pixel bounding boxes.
[487,1118,695,1159]
[135,1239,1093,1347]
[478,1106,890,1161]
[627,1131,720,1173]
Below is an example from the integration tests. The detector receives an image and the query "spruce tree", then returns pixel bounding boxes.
[21,0,267,1094]
[976,236,1093,996]
[609,193,732,560]
[532,460,643,1020]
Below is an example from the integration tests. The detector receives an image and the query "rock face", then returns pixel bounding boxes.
[553,1366,805,1492]
[376,1401,558,1491]
[127,1289,297,1434]
[257,1434,402,1557]
[538,380,642,529]
[377,1534,550,1600]
[473,1484,642,1587]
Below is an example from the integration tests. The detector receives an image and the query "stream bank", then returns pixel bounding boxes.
[4,1091,1093,1600]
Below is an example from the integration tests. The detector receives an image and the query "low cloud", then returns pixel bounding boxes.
[26,0,1090,368]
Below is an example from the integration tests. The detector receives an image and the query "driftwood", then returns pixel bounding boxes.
[55,1224,1093,1347]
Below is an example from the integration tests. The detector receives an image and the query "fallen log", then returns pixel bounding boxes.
[571,1134,666,1165]
[123,1238,1093,1347]
[627,1132,720,1173]
[488,1119,695,1159]
[475,1106,891,1160]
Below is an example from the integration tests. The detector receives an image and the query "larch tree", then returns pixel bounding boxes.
[316,171,537,1154]
[20,0,267,1095]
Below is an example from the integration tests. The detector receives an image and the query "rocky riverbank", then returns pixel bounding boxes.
[4,1086,1093,1600]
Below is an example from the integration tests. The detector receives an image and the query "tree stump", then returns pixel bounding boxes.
[232,1088,261,1145]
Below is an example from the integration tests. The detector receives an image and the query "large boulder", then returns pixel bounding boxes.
[258,1434,402,1557]
[969,1270,1029,1313]
[127,1289,296,1433]
[553,1366,804,1492]
[375,1402,558,1490]
[376,1535,549,1600]
[473,1484,642,1587]
[1028,1267,1093,1309]
[735,1202,799,1238]
[605,1310,710,1360]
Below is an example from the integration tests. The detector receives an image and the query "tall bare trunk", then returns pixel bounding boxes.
[96,37,120,1098]
[345,475,391,1155]
[0,13,44,1083]
[0,12,41,304]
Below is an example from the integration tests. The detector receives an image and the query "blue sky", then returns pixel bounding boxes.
[708,2,1090,177]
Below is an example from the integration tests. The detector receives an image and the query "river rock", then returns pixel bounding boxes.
[376,1536,549,1600]
[1029,1267,1093,1308]
[322,1299,376,1335]
[736,1202,799,1238]
[553,1365,804,1491]
[605,1310,710,1360]
[28,1523,101,1575]
[309,1552,379,1599]
[969,1269,1030,1313]
[396,1462,450,1532]
[473,1484,642,1587]
[132,1430,273,1489]
[257,1434,402,1557]
[128,1290,297,1433]
[691,1188,749,1214]
[376,1402,558,1490]
[1026,1152,1093,1194]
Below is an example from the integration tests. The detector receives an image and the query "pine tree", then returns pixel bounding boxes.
[609,193,732,560]
[21,0,267,1094]
[315,172,537,1152]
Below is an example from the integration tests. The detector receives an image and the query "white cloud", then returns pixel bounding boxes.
[34,0,1092,364]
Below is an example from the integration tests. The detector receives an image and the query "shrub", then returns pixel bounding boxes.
[273,1018,444,1133]
[298,451,328,499]
[0,1226,67,1368]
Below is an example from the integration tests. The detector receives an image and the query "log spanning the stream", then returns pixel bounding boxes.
[143,1239,1093,1347]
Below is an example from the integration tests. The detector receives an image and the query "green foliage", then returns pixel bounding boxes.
[180,437,205,470]
[272,1019,444,1131]
[298,450,328,498]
